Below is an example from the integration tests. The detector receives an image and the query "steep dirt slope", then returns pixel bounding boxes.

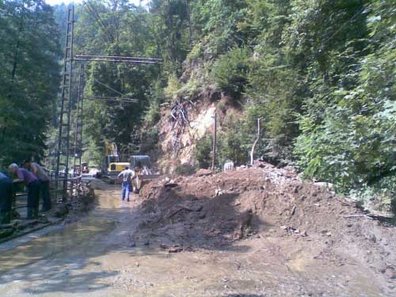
[153,90,240,173]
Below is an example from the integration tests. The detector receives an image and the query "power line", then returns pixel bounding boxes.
[93,78,125,96]
[82,1,115,43]
[84,97,138,103]
[74,54,162,64]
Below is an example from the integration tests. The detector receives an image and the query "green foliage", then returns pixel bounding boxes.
[164,74,182,99]
[293,0,396,210]
[150,0,192,76]
[140,127,159,153]
[350,175,396,214]
[221,130,249,166]
[191,0,249,57]
[195,134,212,169]
[71,2,162,159]
[0,0,61,166]
[212,47,250,98]
[145,80,165,126]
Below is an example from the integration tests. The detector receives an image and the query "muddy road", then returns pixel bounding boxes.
[0,169,395,297]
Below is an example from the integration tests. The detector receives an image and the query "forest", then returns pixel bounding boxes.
[0,0,395,211]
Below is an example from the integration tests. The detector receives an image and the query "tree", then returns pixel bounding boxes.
[0,0,61,166]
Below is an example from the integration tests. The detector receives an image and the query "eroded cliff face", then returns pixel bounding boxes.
[150,87,240,174]
[156,99,216,174]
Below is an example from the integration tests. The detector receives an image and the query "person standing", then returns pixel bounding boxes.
[24,160,51,212]
[132,163,142,194]
[117,166,135,202]
[8,163,40,219]
[0,171,13,224]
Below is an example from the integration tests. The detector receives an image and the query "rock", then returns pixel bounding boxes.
[168,246,183,253]
[383,266,396,279]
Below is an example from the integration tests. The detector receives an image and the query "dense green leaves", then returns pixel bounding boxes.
[212,47,250,98]
[0,0,61,166]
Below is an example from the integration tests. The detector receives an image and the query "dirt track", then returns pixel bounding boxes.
[0,165,395,296]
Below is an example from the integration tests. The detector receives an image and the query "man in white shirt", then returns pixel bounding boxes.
[117,166,135,201]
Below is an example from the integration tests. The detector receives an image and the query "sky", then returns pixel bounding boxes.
[45,0,150,7]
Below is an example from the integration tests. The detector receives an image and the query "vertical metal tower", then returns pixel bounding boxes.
[55,5,74,201]
[73,64,85,176]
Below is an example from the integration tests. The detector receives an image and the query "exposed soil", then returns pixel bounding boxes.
[1,164,395,297]
[132,163,396,296]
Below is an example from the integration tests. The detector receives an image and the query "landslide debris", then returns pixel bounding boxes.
[132,163,396,290]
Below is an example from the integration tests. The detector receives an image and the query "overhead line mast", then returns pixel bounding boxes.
[55,5,74,202]
[54,3,162,201]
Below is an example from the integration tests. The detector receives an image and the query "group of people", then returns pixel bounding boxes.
[0,161,51,223]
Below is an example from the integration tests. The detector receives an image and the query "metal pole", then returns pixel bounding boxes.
[63,4,74,201]
[73,64,84,176]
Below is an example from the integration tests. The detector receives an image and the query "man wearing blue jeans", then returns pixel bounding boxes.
[117,166,135,201]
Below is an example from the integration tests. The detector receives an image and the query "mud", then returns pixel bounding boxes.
[0,165,395,296]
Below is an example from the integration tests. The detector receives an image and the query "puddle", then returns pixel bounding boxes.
[0,216,116,273]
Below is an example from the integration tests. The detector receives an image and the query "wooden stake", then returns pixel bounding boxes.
[212,111,217,170]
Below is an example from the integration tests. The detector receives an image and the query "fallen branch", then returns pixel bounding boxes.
[167,207,193,219]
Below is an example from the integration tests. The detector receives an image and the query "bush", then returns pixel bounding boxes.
[350,175,396,215]
[221,128,250,166]
[211,47,250,98]
[144,103,160,126]
[165,74,182,99]
[195,134,212,169]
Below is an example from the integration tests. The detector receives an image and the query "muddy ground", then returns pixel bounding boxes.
[0,164,395,296]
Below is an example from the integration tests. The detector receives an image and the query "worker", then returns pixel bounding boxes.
[23,160,51,212]
[0,171,13,224]
[117,166,135,202]
[132,161,143,194]
[8,163,40,219]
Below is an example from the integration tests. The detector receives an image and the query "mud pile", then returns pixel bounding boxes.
[134,163,396,283]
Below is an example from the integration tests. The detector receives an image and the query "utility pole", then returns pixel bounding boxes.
[73,64,85,176]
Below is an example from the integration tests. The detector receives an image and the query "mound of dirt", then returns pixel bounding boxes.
[133,163,396,291]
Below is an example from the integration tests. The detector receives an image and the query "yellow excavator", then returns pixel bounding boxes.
[99,142,129,182]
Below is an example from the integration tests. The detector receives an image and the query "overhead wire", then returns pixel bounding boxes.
[82,1,115,43]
